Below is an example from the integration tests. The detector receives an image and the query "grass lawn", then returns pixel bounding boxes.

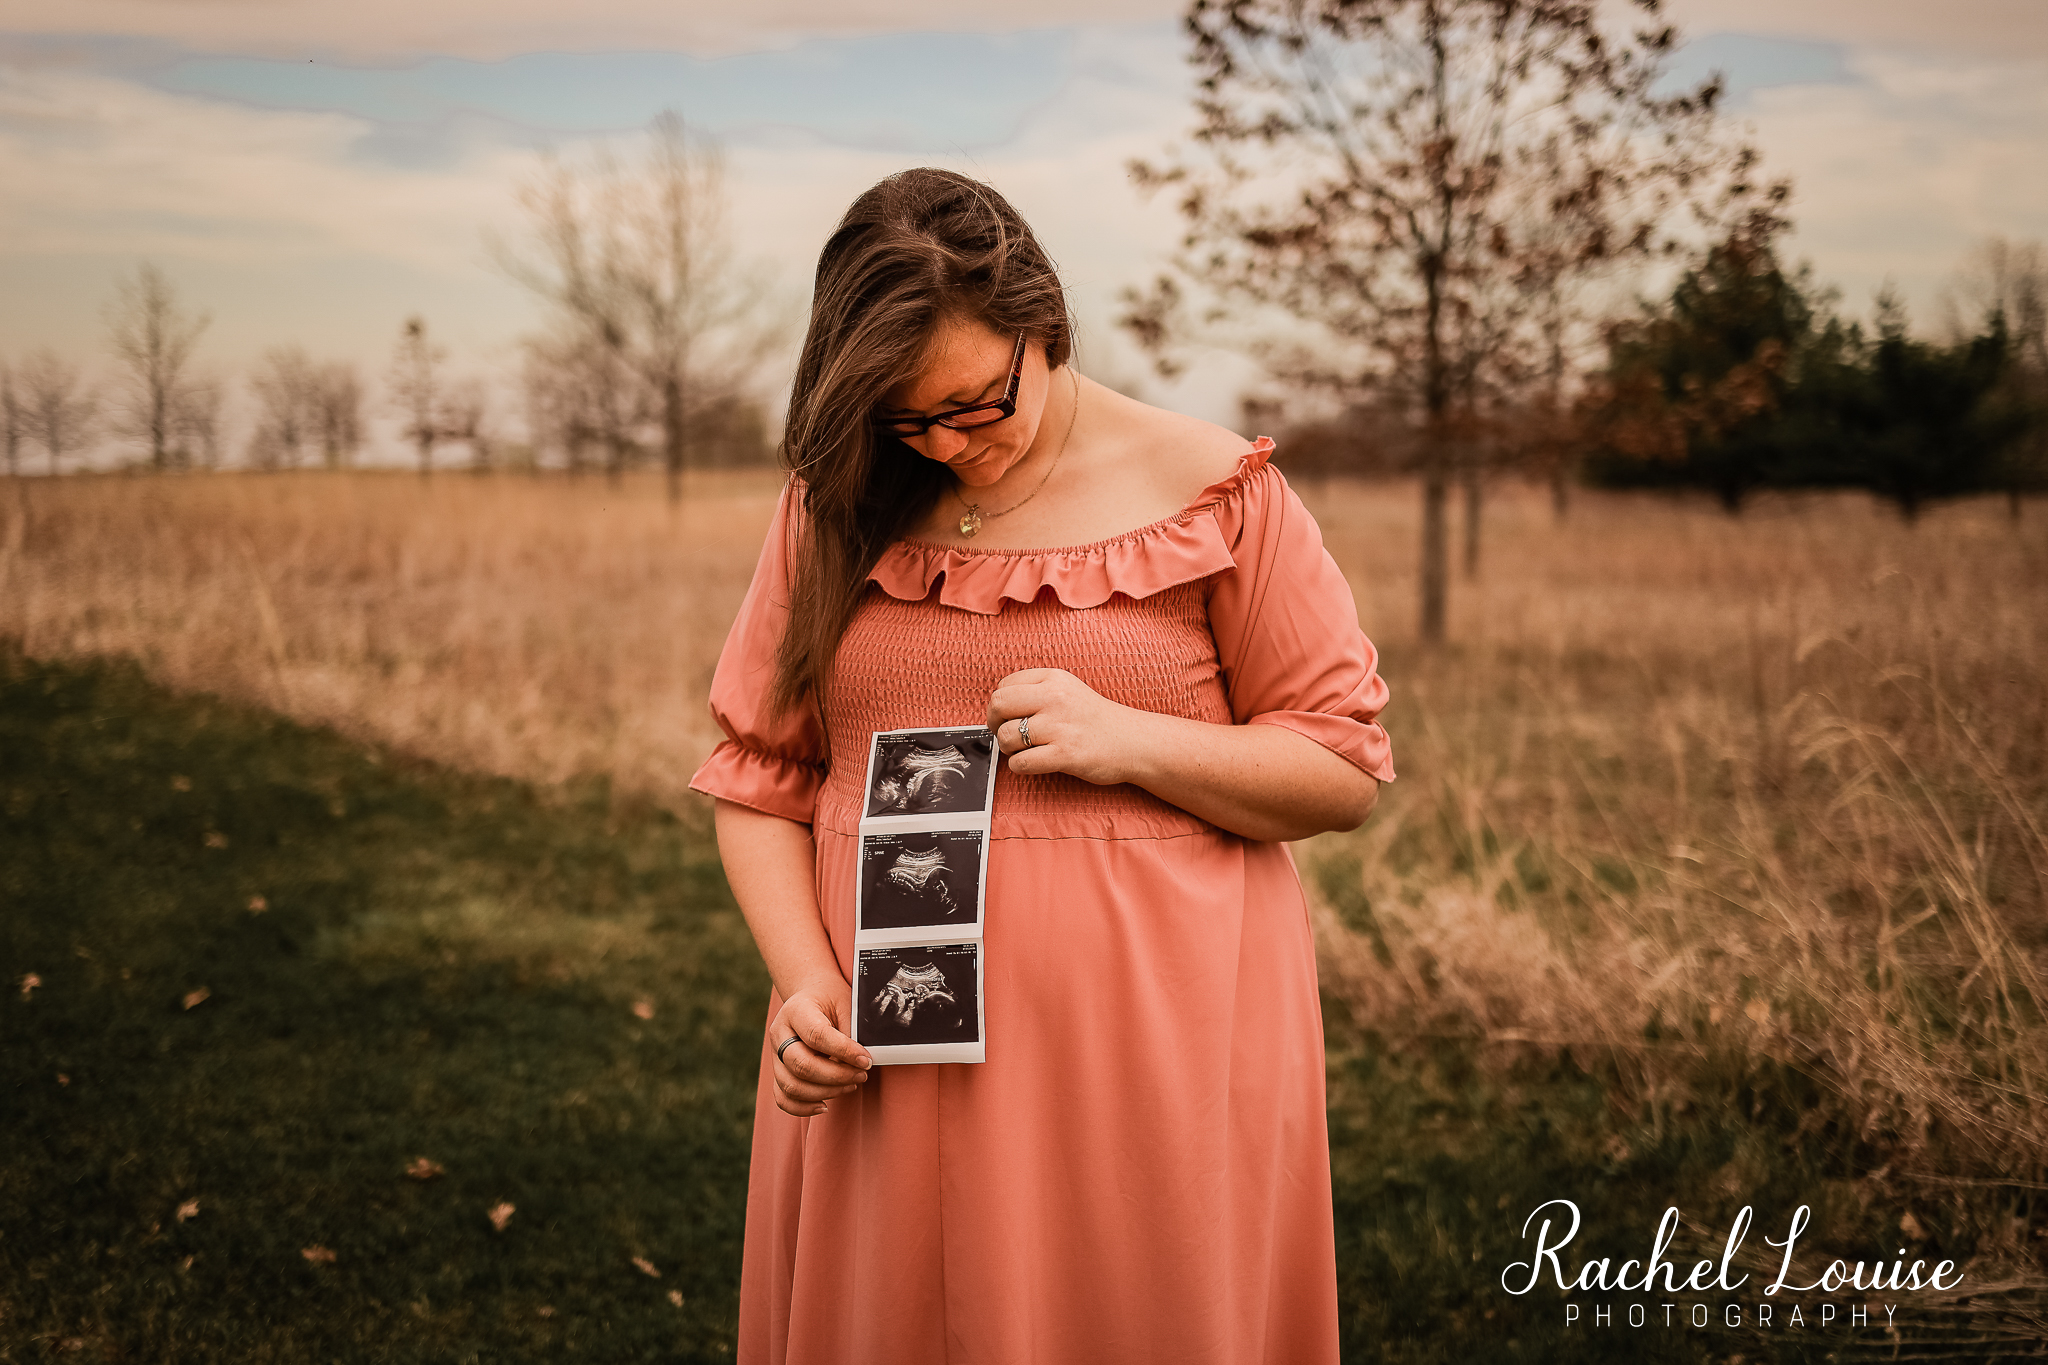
[0,650,2006,1362]
[2,652,764,1360]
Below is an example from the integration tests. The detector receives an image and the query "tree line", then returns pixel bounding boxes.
[0,114,783,488]
[1583,230,2046,519]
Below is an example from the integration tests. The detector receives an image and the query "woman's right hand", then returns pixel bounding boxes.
[769,977,873,1117]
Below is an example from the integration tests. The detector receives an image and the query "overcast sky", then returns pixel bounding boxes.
[2,0,2043,451]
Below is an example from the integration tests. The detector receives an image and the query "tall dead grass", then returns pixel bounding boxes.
[4,467,2044,1213]
[1302,478,2048,1214]
[0,469,780,807]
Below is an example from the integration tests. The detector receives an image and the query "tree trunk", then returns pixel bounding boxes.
[1551,468,1570,520]
[416,433,433,477]
[664,372,685,505]
[1461,465,1481,579]
[1420,472,1448,642]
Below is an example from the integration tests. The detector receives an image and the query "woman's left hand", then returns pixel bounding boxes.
[988,668,1149,786]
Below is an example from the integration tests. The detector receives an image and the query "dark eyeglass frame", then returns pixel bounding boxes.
[872,332,1028,436]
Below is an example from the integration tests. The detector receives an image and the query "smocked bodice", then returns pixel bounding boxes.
[814,580,1232,838]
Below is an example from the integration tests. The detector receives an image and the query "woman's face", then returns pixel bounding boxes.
[876,314,1054,489]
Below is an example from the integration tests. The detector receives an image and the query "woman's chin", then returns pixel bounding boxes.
[947,457,1016,487]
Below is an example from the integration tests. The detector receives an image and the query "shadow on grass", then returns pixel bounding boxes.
[1,650,764,1361]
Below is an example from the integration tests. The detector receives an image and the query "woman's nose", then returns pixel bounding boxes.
[919,424,972,462]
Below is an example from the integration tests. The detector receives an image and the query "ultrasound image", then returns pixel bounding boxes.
[855,944,981,1047]
[865,729,995,819]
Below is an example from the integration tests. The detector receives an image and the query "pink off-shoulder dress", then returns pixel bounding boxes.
[689,439,1394,1365]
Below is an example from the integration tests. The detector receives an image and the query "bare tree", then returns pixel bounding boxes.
[521,342,587,474]
[1943,237,2047,352]
[20,350,97,476]
[389,317,446,476]
[1124,0,1782,640]
[175,374,226,470]
[499,112,784,498]
[438,376,494,471]
[311,362,364,468]
[0,359,23,477]
[1944,237,2048,516]
[104,262,211,472]
[248,346,316,470]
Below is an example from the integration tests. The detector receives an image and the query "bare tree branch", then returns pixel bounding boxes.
[19,350,97,476]
[104,262,211,472]
[495,113,788,494]
[388,318,447,476]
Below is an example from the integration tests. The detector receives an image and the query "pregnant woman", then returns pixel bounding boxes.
[690,167,1394,1364]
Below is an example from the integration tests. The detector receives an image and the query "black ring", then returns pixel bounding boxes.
[775,1035,802,1064]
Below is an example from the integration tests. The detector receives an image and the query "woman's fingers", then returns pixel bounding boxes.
[995,667,1064,687]
[986,680,1051,733]
[771,989,872,1115]
[993,715,1037,756]
[787,995,871,1070]
[772,1042,861,1114]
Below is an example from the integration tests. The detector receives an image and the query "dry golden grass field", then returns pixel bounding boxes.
[5,465,2046,1249]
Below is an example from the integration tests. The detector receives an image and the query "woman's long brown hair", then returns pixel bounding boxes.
[767,168,1073,721]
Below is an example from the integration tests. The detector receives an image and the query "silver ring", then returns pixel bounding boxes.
[1018,716,1032,747]
[776,1035,802,1064]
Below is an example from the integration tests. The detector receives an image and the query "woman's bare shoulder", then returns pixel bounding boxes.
[1089,382,1255,506]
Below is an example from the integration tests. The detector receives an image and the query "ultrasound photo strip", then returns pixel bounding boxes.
[854,727,999,1065]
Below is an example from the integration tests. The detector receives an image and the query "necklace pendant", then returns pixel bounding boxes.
[958,510,982,538]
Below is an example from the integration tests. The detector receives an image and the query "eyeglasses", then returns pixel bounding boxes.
[872,332,1027,437]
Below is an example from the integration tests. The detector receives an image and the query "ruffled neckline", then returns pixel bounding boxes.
[868,437,1273,616]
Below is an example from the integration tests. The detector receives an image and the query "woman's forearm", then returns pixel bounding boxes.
[1118,710,1377,843]
[713,800,843,1000]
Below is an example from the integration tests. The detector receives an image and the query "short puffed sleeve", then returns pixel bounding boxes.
[687,482,829,822]
[1205,461,1396,782]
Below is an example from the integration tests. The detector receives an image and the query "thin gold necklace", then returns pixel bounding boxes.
[953,370,1079,539]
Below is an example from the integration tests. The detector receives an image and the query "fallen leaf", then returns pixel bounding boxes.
[1744,998,1770,1024]
[1901,1210,1928,1240]
[301,1245,336,1264]
[20,973,40,999]
[667,1289,684,1307]
[1708,1003,1726,1025]
[182,988,211,1010]
[631,1256,661,1278]
[488,1202,515,1232]
[632,999,655,1021]
[405,1156,446,1181]
[203,831,229,849]
[537,1306,556,1319]
[171,775,192,792]
[181,1255,194,1271]
[247,895,269,913]
[176,1199,200,1223]
[56,1074,69,1086]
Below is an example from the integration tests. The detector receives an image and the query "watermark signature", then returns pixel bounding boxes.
[1501,1200,1963,1331]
